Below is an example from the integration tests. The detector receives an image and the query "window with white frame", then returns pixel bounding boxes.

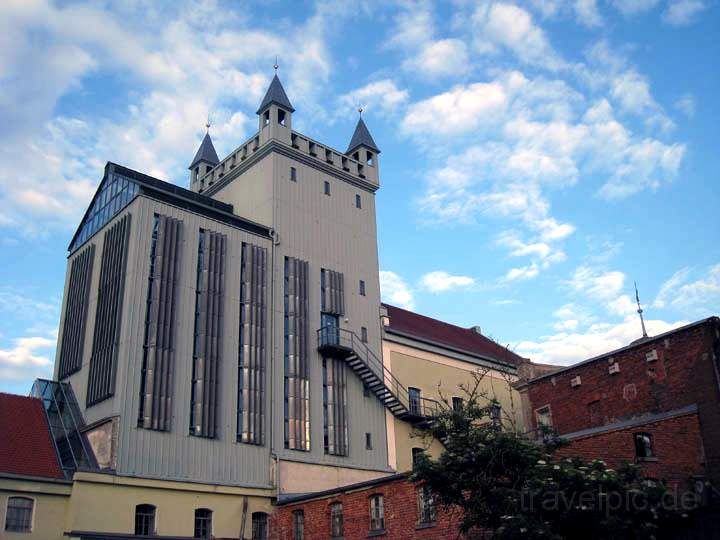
[417,485,436,525]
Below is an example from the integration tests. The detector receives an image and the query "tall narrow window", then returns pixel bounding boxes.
[58,243,95,379]
[323,357,348,456]
[417,486,436,525]
[293,510,305,540]
[361,326,368,343]
[278,109,287,126]
[408,387,421,416]
[365,432,373,450]
[284,257,310,451]
[452,397,464,411]
[290,167,297,182]
[491,404,502,427]
[356,194,362,209]
[412,447,425,467]
[369,495,385,532]
[238,243,268,445]
[359,280,366,296]
[634,433,654,459]
[367,151,374,166]
[139,215,183,431]
[324,180,330,195]
[263,110,270,126]
[252,512,268,540]
[321,269,345,317]
[87,213,131,406]
[189,229,227,439]
[4,497,33,532]
[330,503,343,539]
[194,508,212,538]
[135,504,156,536]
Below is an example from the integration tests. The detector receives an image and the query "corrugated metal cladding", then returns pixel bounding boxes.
[190,229,227,439]
[237,242,268,445]
[284,256,311,451]
[323,357,348,456]
[321,268,345,316]
[58,244,95,379]
[138,215,183,432]
[87,214,131,406]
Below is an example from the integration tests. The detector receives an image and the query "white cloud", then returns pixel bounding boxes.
[674,93,696,118]
[419,271,475,293]
[607,294,637,316]
[403,38,469,78]
[653,264,720,315]
[516,316,686,365]
[610,0,661,16]
[471,1,566,71]
[502,264,540,282]
[663,0,707,25]
[0,335,55,381]
[380,270,415,310]
[566,266,626,300]
[401,81,507,136]
[337,79,409,117]
[574,0,604,27]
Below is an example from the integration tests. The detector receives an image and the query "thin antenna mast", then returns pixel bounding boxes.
[635,281,648,338]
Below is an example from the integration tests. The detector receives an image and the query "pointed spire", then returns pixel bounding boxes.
[256,73,295,114]
[635,281,649,339]
[188,131,220,170]
[346,116,380,155]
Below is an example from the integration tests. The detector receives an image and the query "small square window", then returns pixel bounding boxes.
[366,432,372,450]
[324,181,330,195]
[634,432,654,459]
[361,326,368,343]
[359,280,366,296]
[290,167,297,182]
[356,194,362,208]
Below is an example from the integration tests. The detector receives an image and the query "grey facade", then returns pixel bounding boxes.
[53,74,392,491]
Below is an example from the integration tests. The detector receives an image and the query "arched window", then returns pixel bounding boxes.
[5,497,34,532]
[135,504,156,536]
[251,511,268,540]
[194,508,212,538]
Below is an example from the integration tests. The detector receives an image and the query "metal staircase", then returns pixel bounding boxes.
[317,327,441,424]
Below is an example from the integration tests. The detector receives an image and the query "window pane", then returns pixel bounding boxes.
[5,497,33,532]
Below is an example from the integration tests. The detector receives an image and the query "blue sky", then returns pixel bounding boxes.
[1,0,718,394]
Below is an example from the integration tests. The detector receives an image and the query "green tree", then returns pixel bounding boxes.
[410,372,694,539]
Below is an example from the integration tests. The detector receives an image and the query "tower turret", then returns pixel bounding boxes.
[257,70,294,146]
[346,114,380,184]
[188,126,220,189]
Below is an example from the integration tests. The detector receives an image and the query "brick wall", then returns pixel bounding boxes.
[525,318,720,485]
[270,476,470,540]
[556,411,704,487]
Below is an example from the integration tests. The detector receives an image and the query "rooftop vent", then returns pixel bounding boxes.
[470,325,482,335]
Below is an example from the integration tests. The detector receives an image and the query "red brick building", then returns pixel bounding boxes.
[269,473,472,540]
[519,317,720,492]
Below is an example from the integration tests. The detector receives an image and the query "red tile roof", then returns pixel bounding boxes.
[0,393,64,479]
[382,303,526,367]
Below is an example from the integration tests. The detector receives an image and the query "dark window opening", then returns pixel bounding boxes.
[358,164,365,177]
[135,504,156,536]
[293,510,304,540]
[367,151,374,166]
[263,110,270,126]
[417,485,436,525]
[278,109,287,126]
[4,497,33,532]
[330,503,343,539]
[194,508,212,538]
[363,384,370,397]
[366,432,373,450]
[342,157,349,171]
[252,512,268,540]
[324,180,330,195]
[409,387,421,416]
[361,326,368,343]
[452,397,463,411]
[290,167,297,182]
[359,280,366,295]
[634,432,654,459]
[309,142,317,156]
[291,133,299,148]
[369,495,385,532]
[412,447,425,467]
[353,151,360,161]
[356,194,362,209]
[325,149,333,163]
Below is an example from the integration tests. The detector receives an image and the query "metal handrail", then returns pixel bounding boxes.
[317,327,441,419]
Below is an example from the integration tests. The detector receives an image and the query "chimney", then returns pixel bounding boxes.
[471,325,482,335]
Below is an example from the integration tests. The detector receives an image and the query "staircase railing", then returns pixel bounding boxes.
[317,326,441,420]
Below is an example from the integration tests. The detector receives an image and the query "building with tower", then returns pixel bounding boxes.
[0,71,531,539]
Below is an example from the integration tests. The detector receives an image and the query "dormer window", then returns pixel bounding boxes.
[263,110,270,126]
[367,151,374,166]
[278,109,286,126]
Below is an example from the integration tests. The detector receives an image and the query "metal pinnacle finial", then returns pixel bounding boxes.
[273,56,279,73]
[358,106,363,117]
[206,114,211,132]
